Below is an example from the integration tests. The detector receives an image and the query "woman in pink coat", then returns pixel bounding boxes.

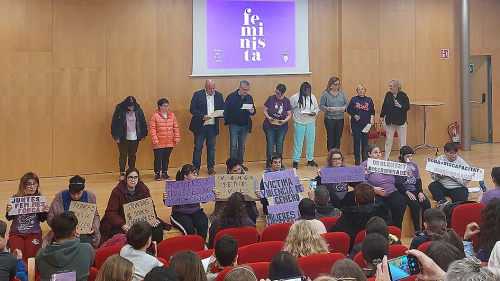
[149,98,180,180]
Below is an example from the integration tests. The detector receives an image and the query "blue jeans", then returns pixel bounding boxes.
[352,124,369,161]
[293,122,316,162]
[192,125,216,169]
[264,125,289,160]
[229,124,248,163]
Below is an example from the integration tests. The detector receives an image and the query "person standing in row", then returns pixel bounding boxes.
[189,80,224,175]
[290,82,319,169]
[263,83,292,168]
[224,80,256,172]
[111,96,148,181]
[380,79,410,160]
[347,84,375,165]
[149,98,180,181]
[320,77,348,152]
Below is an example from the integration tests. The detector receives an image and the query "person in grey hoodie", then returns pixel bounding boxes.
[36,212,94,281]
[320,77,348,152]
[308,185,341,218]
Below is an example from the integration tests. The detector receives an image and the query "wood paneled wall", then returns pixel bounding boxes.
[0,0,496,180]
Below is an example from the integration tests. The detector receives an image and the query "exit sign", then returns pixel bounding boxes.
[441,49,450,59]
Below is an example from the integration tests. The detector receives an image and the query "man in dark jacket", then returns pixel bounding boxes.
[330,182,394,250]
[309,185,341,218]
[111,96,148,180]
[224,80,256,171]
[36,212,94,281]
[189,80,225,175]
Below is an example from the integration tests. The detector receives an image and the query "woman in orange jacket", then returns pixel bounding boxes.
[149,98,180,180]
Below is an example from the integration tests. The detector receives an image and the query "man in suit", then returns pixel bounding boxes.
[189,79,225,175]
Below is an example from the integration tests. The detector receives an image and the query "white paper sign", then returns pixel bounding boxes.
[300,109,313,114]
[8,196,47,216]
[367,159,407,176]
[425,157,484,181]
[209,110,224,118]
[362,123,372,133]
[241,104,253,110]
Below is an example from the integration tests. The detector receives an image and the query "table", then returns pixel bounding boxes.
[410,101,445,155]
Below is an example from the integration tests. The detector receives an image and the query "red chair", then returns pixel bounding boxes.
[298,253,345,280]
[95,244,126,270]
[417,241,431,252]
[238,241,285,264]
[451,203,485,249]
[215,262,270,281]
[354,226,402,246]
[157,257,169,266]
[196,249,215,260]
[214,227,260,248]
[321,232,350,255]
[318,216,340,231]
[157,235,206,262]
[400,276,418,281]
[353,251,366,268]
[261,222,293,242]
[353,244,409,269]
[88,267,99,281]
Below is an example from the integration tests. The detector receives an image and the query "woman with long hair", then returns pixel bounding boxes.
[95,254,135,281]
[320,77,348,152]
[208,192,255,248]
[283,220,329,258]
[331,259,367,281]
[169,251,207,281]
[5,172,49,261]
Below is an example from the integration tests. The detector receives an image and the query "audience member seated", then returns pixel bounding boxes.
[268,251,305,280]
[489,241,500,269]
[298,198,327,234]
[36,211,94,281]
[164,164,218,241]
[5,172,49,261]
[428,142,470,207]
[446,257,497,281]
[144,267,180,281]
[95,254,135,281]
[424,241,465,272]
[395,146,431,232]
[169,251,207,281]
[100,168,169,246]
[207,235,238,281]
[462,198,500,262]
[284,220,329,258]
[347,216,401,259]
[211,158,259,223]
[331,259,367,281]
[4,240,27,281]
[307,185,341,219]
[315,149,356,210]
[481,167,500,206]
[120,221,163,281]
[409,208,446,250]
[258,153,285,215]
[330,182,393,250]
[224,266,258,281]
[44,175,100,248]
[312,277,336,281]
[0,220,17,281]
[361,233,389,278]
[431,228,464,255]
[362,145,407,229]
[208,192,256,248]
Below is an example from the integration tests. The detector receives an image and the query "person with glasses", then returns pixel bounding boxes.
[5,172,49,261]
[428,142,471,208]
[347,84,375,166]
[99,168,170,246]
[320,77,348,152]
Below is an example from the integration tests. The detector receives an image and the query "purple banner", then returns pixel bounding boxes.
[267,201,300,213]
[164,177,216,206]
[207,0,296,69]
[321,166,366,184]
[266,209,300,225]
[263,169,296,182]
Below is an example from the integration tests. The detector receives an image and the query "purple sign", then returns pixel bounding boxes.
[320,166,366,184]
[266,208,300,225]
[263,169,296,182]
[207,0,296,69]
[267,201,299,213]
[164,177,216,206]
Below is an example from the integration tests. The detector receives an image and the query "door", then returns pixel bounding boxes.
[470,55,492,143]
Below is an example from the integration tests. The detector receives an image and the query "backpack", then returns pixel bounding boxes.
[442,201,476,227]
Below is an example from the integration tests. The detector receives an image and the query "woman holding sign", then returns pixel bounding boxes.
[43,175,101,248]
[362,145,406,229]
[99,168,170,246]
[5,172,49,261]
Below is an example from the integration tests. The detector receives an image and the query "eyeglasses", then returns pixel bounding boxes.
[190,171,198,176]
[127,176,139,180]
[332,157,342,162]
[333,83,341,86]
[160,104,169,108]
[446,151,458,155]
[230,168,241,173]
[26,182,38,187]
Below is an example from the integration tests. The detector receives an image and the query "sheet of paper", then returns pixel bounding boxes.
[209,110,224,118]
[300,109,312,114]
[241,104,253,110]
[271,119,282,125]
[468,187,480,193]
[362,123,372,133]
[201,256,216,272]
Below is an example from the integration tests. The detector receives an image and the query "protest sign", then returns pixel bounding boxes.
[214,174,259,199]
[165,177,216,206]
[425,157,484,181]
[8,196,47,216]
[124,197,156,225]
[262,169,296,182]
[69,201,96,234]
[321,166,365,183]
[367,158,407,176]
[262,169,302,226]
[266,201,300,225]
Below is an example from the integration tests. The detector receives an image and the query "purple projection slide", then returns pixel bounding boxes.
[207,0,295,69]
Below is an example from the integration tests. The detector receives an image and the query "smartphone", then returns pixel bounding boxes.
[388,255,420,281]
[273,277,306,281]
[479,181,487,192]
[310,179,317,190]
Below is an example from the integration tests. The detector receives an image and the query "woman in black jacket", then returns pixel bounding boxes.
[110,96,148,180]
[380,79,410,160]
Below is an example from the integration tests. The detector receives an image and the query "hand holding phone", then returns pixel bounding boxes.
[479,180,487,192]
[310,179,317,190]
[387,255,420,281]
